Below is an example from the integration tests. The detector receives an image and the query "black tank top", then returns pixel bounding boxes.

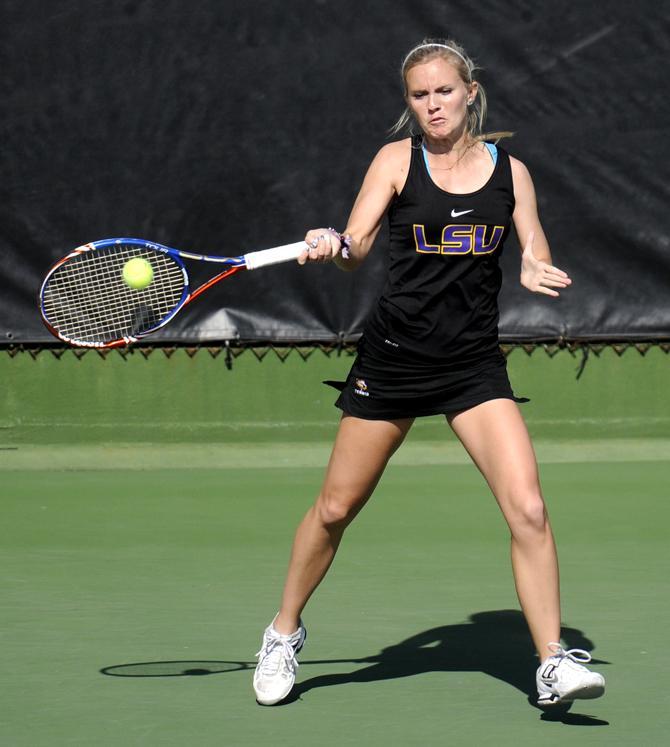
[363,136,515,364]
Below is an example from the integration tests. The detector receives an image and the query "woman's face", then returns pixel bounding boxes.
[405,57,476,141]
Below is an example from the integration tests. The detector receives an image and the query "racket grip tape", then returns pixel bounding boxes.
[244,242,306,270]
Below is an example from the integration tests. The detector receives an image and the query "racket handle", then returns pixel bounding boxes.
[244,242,306,270]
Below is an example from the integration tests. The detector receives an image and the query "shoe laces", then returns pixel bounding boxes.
[547,642,592,665]
[256,633,300,678]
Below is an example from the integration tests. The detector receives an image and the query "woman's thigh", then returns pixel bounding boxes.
[317,414,414,521]
[447,399,544,521]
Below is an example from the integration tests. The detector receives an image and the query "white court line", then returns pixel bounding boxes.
[0,439,668,471]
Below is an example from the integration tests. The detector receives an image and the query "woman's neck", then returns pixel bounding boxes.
[422,128,472,155]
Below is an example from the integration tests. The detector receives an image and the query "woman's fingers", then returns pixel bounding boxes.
[545,265,570,279]
[300,229,340,265]
[534,285,560,298]
[542,265,572,286]
[541,277,571,288]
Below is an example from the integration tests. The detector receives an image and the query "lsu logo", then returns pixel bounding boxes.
[413,223,504,256]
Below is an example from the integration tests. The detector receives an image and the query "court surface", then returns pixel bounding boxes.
[2,438,668,746]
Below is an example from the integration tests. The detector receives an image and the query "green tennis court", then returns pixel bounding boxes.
[1,348,668,746]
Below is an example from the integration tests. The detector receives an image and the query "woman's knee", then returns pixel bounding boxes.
[315,486,367,528]
[503,487,548,536]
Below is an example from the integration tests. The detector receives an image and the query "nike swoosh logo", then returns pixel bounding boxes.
[451,208,473,217]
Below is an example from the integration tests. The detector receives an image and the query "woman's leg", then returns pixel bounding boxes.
[274,414,414,635]
[447,399,560,662]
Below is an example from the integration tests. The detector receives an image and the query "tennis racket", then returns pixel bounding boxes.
[39,237,308,348]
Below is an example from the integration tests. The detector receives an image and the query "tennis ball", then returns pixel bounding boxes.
[122,257,154,289]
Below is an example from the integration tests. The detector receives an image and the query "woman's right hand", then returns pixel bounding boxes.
[298,228,343,265]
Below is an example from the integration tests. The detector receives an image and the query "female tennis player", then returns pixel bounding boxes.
[253,38,605,708]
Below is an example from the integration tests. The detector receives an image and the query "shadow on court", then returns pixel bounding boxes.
[100,609,609,726]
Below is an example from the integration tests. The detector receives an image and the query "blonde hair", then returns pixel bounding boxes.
[389,38,513,143]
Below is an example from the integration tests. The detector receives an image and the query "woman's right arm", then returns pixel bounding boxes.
[299,140,408,271]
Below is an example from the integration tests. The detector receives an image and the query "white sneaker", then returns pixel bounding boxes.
[253,617,306,705]
[536,642,605,706]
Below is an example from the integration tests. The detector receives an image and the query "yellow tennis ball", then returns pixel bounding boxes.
[122,257,154,289]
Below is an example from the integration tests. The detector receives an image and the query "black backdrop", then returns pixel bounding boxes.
[2,0,669,344]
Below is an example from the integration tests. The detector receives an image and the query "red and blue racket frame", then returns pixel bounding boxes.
[39,236,310,348]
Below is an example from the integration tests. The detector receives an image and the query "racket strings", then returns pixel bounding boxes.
[41,245,186,345]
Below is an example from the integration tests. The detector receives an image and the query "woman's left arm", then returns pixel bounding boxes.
[510,156,572,297]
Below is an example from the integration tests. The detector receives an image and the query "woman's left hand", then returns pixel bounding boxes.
[520,232,572,297]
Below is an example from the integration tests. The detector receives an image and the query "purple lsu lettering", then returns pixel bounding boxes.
[413,224,504,255]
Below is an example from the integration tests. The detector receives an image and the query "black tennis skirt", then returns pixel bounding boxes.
[325,341,527,421]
